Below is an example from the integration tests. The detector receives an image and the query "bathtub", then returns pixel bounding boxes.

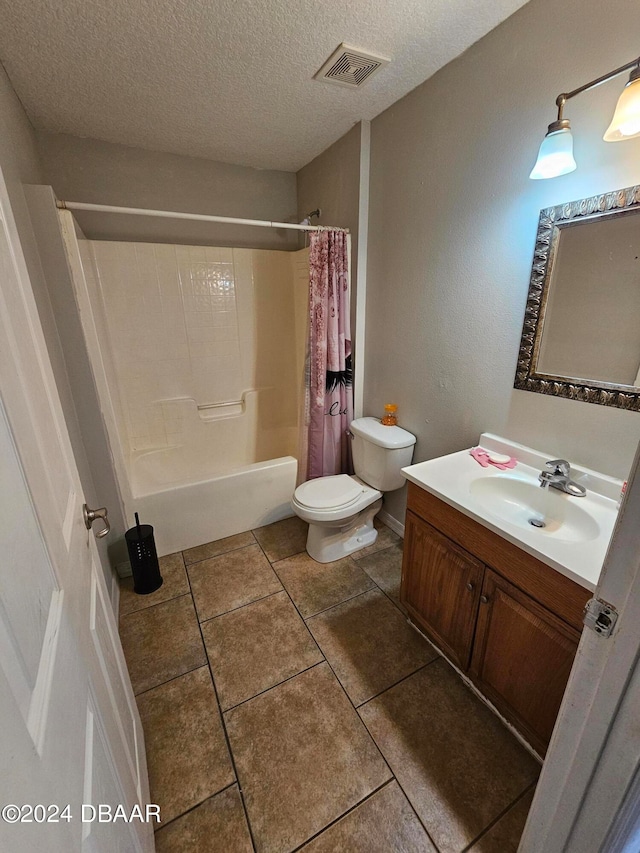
[65,227,305,559]
[130,447,298,556]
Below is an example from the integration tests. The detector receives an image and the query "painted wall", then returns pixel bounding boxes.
[0,67,122,581]
[37,132,299,250]
[296,123,361,269]
[365,0,640,525]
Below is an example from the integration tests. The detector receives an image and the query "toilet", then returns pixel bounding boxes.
[291,417,416,563]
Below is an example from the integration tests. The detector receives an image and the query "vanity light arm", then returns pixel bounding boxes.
[554,55,640,119]
[531,54,640,179]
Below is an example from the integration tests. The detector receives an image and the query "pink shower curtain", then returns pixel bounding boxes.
[305,229,353,479]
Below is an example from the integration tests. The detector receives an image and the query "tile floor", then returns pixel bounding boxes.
[119,516,539,853]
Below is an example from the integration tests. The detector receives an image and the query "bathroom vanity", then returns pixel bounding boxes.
[400,435,621,756]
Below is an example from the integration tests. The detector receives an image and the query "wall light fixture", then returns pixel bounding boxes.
[530,56,640,180]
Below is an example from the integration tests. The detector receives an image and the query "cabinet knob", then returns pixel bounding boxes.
[480,594,489,604]
[466,582,475,591]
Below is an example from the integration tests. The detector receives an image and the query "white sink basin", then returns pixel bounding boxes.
[468,476,601,543]
[402,433,623,591]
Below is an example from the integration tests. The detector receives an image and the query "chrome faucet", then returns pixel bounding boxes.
[539,459,586,497]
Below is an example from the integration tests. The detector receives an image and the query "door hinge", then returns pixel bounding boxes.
[583,598,618,638]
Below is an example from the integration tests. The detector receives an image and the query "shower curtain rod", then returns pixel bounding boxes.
[55,200,349,233]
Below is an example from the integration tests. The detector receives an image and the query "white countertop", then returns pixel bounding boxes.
[402,433,623,592]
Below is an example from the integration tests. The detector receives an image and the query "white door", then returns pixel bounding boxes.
[519,441,640,851]
[0,168,153,853]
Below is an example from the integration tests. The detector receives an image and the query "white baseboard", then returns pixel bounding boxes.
[379,509,404,538]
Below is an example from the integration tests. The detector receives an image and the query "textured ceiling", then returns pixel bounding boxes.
[0,0,530,171]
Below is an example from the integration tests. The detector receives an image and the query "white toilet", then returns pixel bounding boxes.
[291,417,416,563]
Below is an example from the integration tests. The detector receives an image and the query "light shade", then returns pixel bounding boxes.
[604,76,640,141]
[529,127,577,180]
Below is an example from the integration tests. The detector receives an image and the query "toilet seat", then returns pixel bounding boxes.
[292,475,381,524]
[294,475,364,511]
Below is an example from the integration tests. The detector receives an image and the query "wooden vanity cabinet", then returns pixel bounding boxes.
[402,511,483,669]
[401,482,588,755]
[470,569,580,752]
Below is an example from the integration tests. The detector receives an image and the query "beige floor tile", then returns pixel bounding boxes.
[137,667,235,826]
[274,552,375,618]
[468,788,535,852]
[253,515,308,562]
[120,594,206,694]
[119,552,189,616]
[301,781,437,853]
[155,786,253,853]
[307,589,437,705]
[188,544,282,621]
[359,660,539,853]
[202,591,324,710]
[353,519,401,560]
[183,531,256,565]
[357,542,404,602]
[225,662,391,853]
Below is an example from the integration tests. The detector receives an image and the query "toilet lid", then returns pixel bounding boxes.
[295,475,364,510]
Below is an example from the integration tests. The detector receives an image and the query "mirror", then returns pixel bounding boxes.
[515,185,640,411]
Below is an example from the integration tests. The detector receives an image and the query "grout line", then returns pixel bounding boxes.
[354,657,440,710]
[263,559,396,782]
[119,590,191,621]
[355,700,440,851]
[198,589,284,627]
[459,779,537,852]
[348,655,444,848]
[134,522,530,853]
[288,779,394,852]
[352,549,410,621]
[153,781,237,835]
[147,526,427,850]
[352,541,401,562]
[276,526,440,851]
[249,540,327,663]
[221,660,326,715]
[133,661,209,699]
[182,535,257,567]
[300,585,377,621]
[267,548,310,567]
[182,568,259,852]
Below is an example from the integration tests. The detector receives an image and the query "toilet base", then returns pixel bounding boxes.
[305,499,383,563]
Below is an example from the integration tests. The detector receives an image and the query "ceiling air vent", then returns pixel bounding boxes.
[314,43,390,89]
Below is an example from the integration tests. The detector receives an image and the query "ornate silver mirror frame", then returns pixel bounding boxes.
[514,184,640,412]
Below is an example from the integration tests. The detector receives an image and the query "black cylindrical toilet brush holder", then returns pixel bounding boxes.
[125,513,163,595]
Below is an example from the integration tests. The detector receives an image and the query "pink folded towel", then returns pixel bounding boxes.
[470,447,517,470]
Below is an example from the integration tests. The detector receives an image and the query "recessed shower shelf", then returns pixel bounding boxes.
[197,392,253,420]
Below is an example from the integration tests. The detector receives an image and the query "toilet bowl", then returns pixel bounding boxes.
[292,417,416,563]
[291,475,383,562]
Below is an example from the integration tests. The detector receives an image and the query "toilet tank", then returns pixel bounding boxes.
[350,417,416,491]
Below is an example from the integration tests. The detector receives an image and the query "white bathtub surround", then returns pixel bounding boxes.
[64,221,309,555]
[79,241,306,453]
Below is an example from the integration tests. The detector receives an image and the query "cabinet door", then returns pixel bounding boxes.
[401,511,483,670]
[470,568,580,754]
